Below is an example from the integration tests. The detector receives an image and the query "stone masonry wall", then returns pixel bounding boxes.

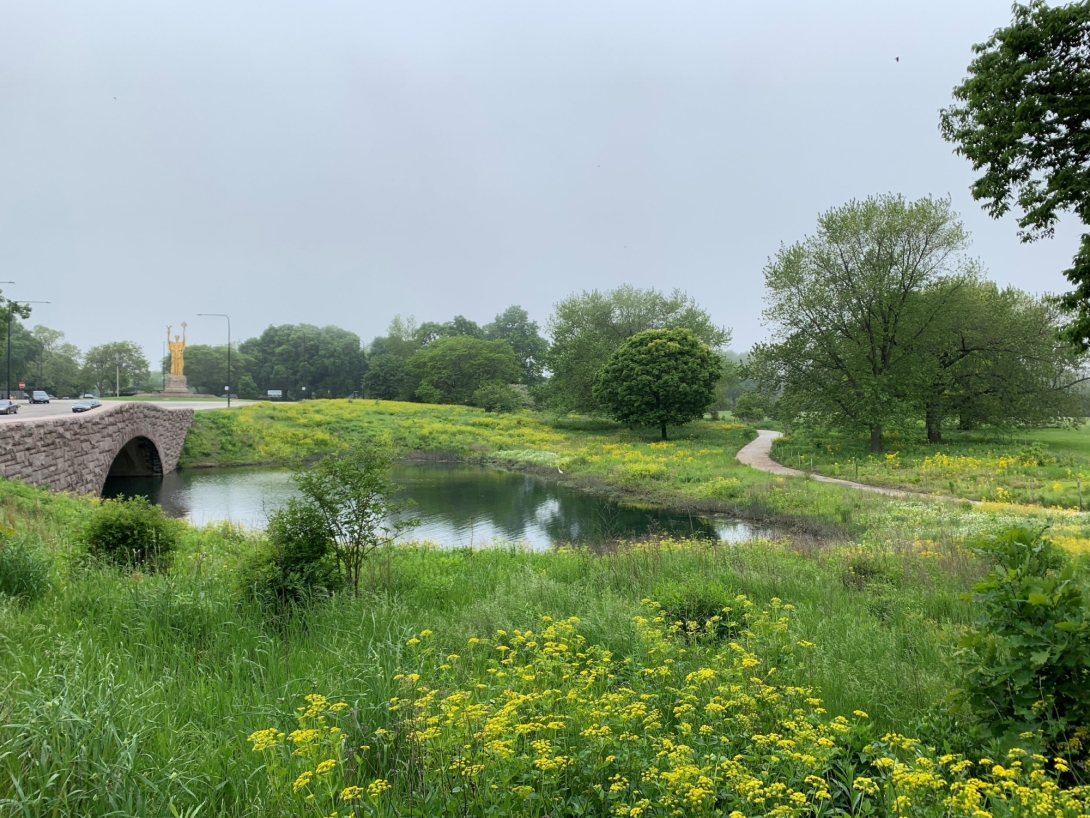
[0,403,194,495]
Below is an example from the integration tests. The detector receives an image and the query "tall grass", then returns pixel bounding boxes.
[0,476,990,816]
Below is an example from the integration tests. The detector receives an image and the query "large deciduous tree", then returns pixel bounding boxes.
[82,341,150,396]
[917,281,1088,441]
[750,195,974,453]
[484,305,549,385]
[592,328,721,440]
[239,324,367,400]
[547,286,729,415]
[407,336,521,405]
[32,325,83,397]
[940,0,1090,346]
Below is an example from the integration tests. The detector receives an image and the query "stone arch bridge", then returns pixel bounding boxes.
[0,403,193,495]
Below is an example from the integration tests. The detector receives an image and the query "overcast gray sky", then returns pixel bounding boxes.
[2,1,1083,361]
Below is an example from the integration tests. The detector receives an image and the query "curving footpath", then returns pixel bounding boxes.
[736,429,931,499]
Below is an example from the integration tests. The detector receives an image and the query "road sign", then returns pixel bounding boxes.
[267,389,282,398]
[18,382,24,389]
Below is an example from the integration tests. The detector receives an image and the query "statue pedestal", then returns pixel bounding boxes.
[161,375,190,396]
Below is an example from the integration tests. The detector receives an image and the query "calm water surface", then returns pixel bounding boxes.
[103,463,776,549]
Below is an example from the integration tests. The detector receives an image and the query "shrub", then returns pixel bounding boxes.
[954,527,1090,758]
[83,496,178,568]
[733,390,772,422]
[0,526,51,603]
[653,579,744,641]
[238,499,341,607]
[293,450,419,595]
[471,380,523,413]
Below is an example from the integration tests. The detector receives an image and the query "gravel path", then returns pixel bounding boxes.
[736,429,933,499]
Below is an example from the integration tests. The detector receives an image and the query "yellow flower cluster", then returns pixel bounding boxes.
[388,602,1090,817]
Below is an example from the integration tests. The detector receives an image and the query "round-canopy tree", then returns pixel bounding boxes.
[593,328,721,440]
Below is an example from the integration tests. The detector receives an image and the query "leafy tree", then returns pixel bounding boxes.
[592,328,721,440]
[547,286,730,415]
[407,336,521,405]
[732,391,773,423]
[239,324,366,400]
[708,351,744,419]
[940,1,1090,346]
[749,195,973,453]
[415,315,484,347]
[484,305,549,384]
[917,281,1087,442]
[82,341,150,396]
[32,326,83,397]
[0,320,42,396]
[471,380,523,413]
[362,355,411,400]
[164,344,256,396]
[292,450,417,596]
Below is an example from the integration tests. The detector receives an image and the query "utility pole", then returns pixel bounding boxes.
[198,313,232,407]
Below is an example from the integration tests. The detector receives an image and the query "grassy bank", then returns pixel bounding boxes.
[181,401,1090,551]
[771,425,1090,511]
[8,478,1080,816]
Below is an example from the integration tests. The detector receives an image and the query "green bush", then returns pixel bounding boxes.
[652,578,745,641]
[954,527,1090,758]
[238,499,341,607]
[733,390,772,422]
[83,496,178,568]
[0,527,51,602]
[471,380,523,413]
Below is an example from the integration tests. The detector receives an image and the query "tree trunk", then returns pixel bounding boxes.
[869,424,883,454]
[925,401,943,444]
[661,422,668,440]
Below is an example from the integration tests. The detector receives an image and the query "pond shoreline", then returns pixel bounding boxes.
[179,448,846,541]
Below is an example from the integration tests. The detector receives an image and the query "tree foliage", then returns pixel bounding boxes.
[592,328,721,440]
[917,281,1087,441]
[547,286,729,415]
[484,305,549,385]
[238,324,366,400]
[82,341,150,396]
[407,336,521,405]
[750,195,975,452]
[940,0,1090,345]
[292,450,417,596]
[955,527,1090,757]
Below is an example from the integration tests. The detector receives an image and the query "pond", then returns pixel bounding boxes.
[103,462,777,550]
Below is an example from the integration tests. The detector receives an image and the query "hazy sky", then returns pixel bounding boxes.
[2,1,1083,362]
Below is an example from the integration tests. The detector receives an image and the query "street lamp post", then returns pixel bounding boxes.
[4,296,49,400]
[198,313,231,408]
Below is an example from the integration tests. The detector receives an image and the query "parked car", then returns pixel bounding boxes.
[29,391,49,404]
[81,394,95,400]
[0,400,19,415]
[72,399,102,413]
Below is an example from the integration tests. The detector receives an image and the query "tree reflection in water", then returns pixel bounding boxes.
[104,462,774,550]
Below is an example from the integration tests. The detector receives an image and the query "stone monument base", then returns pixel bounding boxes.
[161,375,191,396]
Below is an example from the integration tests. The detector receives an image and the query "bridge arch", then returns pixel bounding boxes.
[107,435,164,479]
[0,403,193,495]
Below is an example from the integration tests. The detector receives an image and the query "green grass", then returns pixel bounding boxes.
[0,479,994,817]
[772,423,1090,511]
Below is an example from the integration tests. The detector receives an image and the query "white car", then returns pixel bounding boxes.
[0,400,19,415]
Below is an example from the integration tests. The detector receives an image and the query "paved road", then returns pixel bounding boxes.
[736,429,932,499]
[0,398,251,423]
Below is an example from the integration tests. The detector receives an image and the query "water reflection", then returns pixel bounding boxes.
[103,463,775,550]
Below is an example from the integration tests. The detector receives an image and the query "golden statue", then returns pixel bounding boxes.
[167,322,187,376]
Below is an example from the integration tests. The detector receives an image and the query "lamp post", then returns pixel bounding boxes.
[198,313,231,407]
[4,297,49,400]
